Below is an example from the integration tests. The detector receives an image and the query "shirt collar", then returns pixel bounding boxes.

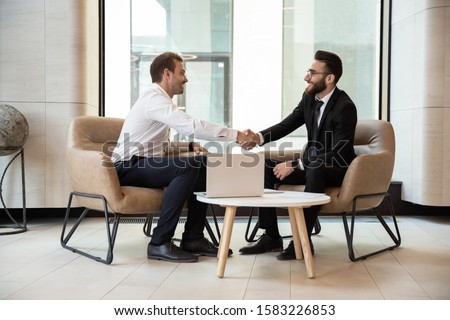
[315,87,336,106]
[152,83,172,100]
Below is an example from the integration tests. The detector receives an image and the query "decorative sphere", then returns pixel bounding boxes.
[0,104,29,156]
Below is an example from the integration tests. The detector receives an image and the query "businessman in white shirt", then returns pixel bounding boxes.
[112,52,251,263]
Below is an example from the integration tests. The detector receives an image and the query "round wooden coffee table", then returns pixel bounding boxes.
[196,190,330,278]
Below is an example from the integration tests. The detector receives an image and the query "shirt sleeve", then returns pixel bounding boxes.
[257,132,264,145]
[144,93,238,141]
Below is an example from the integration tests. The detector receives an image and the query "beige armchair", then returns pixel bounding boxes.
[61,116,218,264]
[257,120,401,261]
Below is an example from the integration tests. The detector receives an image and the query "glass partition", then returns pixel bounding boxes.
[282,0,381,137]
[130,0,232,130]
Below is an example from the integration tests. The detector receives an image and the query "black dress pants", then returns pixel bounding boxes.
[115,155,208,245]
[259,159,347,238]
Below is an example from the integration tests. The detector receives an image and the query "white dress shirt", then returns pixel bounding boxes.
[112,83,238,162]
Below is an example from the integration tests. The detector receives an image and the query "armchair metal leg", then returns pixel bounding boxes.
[143,213,154,237]
[60,191,120,264]
[204,218,219,246]
[207,204,221,246]
[341,192,401,262]
[245,207,259,242]
[245,208,321,242]
[311,219,322,235]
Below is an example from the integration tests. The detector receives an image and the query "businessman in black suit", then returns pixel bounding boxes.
[239,50,357,259]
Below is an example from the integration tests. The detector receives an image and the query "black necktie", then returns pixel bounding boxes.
[312,100,324,141]
[309,100,324,159]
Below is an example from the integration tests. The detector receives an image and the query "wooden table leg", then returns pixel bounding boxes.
[294,207,315,279]
[217,206,237,278]
[288,207,303,260]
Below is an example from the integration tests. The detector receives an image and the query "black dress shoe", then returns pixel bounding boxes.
[147,241,198,262]
[276,239,314,260]
[181,237,232,257]
[239,233,283,255]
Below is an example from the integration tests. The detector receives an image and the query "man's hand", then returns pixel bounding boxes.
[238,129,260,150]
[191,142,208,154]
[273,161,295,180]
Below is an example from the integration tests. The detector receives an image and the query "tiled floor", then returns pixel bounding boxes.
[1,215,450,300]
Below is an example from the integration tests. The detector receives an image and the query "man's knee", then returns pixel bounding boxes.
[305,164,326,179]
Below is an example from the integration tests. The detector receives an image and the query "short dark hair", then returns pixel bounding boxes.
[150,52,183,83]
[314,50,343,84]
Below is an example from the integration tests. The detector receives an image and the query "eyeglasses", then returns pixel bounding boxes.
[305,69,330,77]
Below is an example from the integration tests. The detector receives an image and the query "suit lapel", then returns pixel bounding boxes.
[305,98,316,140]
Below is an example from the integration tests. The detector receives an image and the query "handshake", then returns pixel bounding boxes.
[237,129,260,150]
[189,129,260,154]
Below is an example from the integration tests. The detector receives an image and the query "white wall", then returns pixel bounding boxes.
[390,0,450,206]
[0,0,98,208]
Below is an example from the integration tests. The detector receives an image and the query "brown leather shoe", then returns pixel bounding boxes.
[239,233,283,255]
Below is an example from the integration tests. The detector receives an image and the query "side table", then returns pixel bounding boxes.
[0,147,27,235]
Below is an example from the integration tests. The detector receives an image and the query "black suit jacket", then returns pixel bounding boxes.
[260,87,357,168]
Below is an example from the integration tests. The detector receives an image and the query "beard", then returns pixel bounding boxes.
[305,77,327,95]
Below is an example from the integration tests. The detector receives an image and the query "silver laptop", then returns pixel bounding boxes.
[204,152,264,198]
